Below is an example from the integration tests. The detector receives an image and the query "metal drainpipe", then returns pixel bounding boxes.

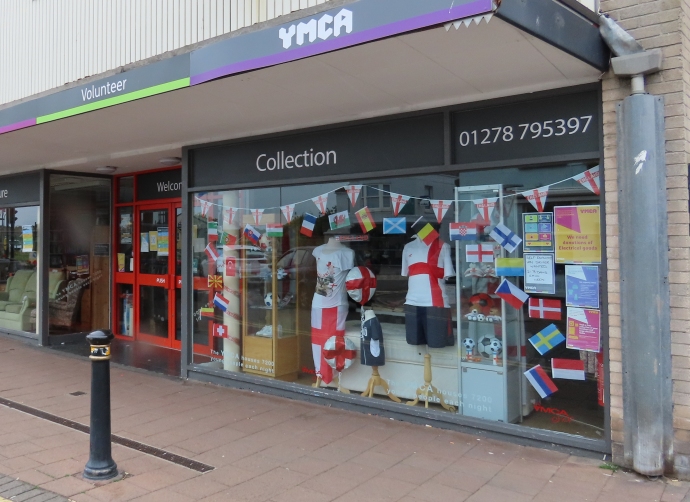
[599,15,671,476]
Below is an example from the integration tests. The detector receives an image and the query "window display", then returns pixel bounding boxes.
[191,163,604,440]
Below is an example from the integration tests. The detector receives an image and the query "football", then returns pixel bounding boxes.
[264,293,281,307]
[489,338,502,355]
[463,338,475,352]
[477,336,493,359]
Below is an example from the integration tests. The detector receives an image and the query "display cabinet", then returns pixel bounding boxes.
[240,229,300,381]
[455,184,525,423]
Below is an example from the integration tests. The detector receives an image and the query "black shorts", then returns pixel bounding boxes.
[404,305,454,348]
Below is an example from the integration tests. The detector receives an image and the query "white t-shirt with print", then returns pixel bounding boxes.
[401,237,455,308]
[312,245,355,309]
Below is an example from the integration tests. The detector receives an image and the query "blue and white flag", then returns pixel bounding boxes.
[490,223,522,253]
[383,217,406,235]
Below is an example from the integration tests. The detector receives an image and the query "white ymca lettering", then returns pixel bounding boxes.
[279,9,353,49]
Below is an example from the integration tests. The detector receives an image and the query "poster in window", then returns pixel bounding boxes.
[565,265,599,308]
[554,205,601,264]
[149,231,158,251]
[120,213,132,244]
[524,253,555,294]
[76,255,89,274]
[566,308,601,352]
[523,213,554,253]
[21,225,33,252]
[157,227,169,257]
[140,233,149,253]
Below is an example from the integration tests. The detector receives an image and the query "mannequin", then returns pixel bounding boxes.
[360,309,401,402]
[401,232,456,411]
[311,236,355,389]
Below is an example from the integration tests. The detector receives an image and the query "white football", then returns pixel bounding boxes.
[463,338,475,351]
[476,314,486,322]
[477,336,493,359]
[264,293,281,307]
[489,338,502,354]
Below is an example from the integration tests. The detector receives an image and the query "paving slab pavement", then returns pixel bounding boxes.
[0,335,687,501]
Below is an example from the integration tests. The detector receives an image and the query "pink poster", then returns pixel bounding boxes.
[566,308,601,352]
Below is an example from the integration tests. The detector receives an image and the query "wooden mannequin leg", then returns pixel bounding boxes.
[361,367,401,403]
[406,354,455,412]
[312,376,322,388]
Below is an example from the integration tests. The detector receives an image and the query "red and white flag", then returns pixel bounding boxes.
[390,193,410,216]
[249,208,264,226]
[551,359,585,380]
[430,199,452,223]
[344,185,362,207]
[521,186,549,212]
[473,198,498,222]
[465,244,494,263]
[312,193,330,215]
[224,208,238,226]
[572,166,600,195]
[280,204,295,223]
[528,298,562,320]
[200,199,213,218]
[213,323,229,338]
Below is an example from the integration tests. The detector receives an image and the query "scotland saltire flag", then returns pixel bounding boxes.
[490,223,522,253]
[495,279,529,309]
[244,224,261,246]
[383,217,406,234]
[524,365,558,398]
[213,293,230,313]
[529,324,565,355]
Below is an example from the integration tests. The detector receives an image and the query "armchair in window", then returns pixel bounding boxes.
[49,278,86,331]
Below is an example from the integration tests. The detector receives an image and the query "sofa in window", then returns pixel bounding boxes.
[0,269,66,333]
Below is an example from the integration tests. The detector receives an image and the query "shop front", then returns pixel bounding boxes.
[182,85,607,450]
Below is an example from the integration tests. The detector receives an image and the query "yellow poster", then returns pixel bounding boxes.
[554,205,601,264]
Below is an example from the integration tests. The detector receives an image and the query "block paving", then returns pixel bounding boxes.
[0,335,686,501]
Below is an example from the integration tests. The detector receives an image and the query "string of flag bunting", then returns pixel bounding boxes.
[194,166,600,223]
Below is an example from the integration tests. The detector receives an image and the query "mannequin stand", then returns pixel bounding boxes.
[312,374,350,394]
[362,366,401,402]
[406,353,455,412]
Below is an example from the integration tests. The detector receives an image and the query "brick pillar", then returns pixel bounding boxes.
[600,0,690,478]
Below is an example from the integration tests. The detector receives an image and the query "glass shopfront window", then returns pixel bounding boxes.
[190,162,605,440]
[49,175,111,334]
[0,206,39,334]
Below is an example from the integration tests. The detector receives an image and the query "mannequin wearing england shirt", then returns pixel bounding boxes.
[311,238,355,385]
[401,233,455,348]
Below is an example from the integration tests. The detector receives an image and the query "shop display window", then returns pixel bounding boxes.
[190,163,604,439]
[0,206,39,334]
[49,175,111,334]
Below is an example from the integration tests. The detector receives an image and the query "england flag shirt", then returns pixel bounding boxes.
[312,245,355,309]
[401,237,455,308]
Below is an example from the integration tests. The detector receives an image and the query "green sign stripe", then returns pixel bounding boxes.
[36,78,190,124]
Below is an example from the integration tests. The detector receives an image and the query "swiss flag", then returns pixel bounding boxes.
[213,323,229,339]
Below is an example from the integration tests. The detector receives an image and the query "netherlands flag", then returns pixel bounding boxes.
[551,359,586,381]
[495,279,529,309]
[524,365,558,398]
[301,213,317,237]
[213,293,230,313]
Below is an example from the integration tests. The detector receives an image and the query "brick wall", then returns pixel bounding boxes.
[599,0,690,477]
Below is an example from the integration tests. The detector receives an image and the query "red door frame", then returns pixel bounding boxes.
[111,167,214,355]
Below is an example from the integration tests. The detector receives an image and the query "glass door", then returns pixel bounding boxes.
[136,204,175,347]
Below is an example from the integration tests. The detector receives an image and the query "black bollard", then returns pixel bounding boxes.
[83,330,118,481]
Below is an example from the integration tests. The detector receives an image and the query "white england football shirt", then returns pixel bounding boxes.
[401,237,455,308]
[312,245,355,308]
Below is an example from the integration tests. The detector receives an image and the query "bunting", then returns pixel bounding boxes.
[390,193,410,216]
[473,197,498,222]
[345,185,362,207]
[224,208,238,226]
[312,193,329,215]
[430,199,452,223]
[281,204,295,223]
[249,209,264,226]
[572,166,600,195]
[521,186,549,212]
[200,199,213,218]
